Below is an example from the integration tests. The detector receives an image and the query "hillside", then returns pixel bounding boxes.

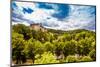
[47,28,95,34]
[12,24,96,65]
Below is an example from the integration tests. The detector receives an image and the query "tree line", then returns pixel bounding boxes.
[12,24,96,65]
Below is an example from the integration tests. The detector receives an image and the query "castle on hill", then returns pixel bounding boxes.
[30,23,47,32]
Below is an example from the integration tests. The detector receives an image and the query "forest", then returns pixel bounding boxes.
[12,24,96,65]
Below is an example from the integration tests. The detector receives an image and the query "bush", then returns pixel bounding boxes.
[89,49,96,61]
[81,56,93,62]
[44,42,55,52]
[34,52,59,64]
[66,55,78,63]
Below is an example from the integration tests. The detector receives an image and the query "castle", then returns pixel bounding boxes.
[30,23,47,32]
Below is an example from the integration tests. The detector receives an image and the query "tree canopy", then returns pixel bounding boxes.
[12,24,96,65]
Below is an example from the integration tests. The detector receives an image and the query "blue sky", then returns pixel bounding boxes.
[12,1,96,31]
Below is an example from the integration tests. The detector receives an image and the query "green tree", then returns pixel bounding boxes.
[12,32,26,64]
[25,38,44,63]
[89,49,96,61]
[63,33,72,41]
[63,40,77,57]
[13,24,32,40]
[34,52,59,64]
[44,42,55,52]
[53,41,64,57]
[78,38,91,56]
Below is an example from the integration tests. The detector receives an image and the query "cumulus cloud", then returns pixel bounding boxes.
[63,5,96,31]
[12,1,96,31]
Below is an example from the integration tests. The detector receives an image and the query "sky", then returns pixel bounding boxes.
[12,1,96,31]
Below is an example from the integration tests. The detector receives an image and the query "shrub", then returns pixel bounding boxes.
[81,56,92,62]
[89,49,96,61]
[34,52,59,64]
[66,55,78,63]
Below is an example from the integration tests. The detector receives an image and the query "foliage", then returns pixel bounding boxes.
[34,52,59,64]
[12,32,26,64]
[12,24,96,64]
[44,42,55,52]
[81,56,93,62]
[66,55,78,63]
[13,24,32,40]
[63,40,77,56]
[89,49,96,61]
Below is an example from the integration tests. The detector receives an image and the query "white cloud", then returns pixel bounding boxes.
[12,21,30,26]
[12,2,96,31]
[16,2,36,10]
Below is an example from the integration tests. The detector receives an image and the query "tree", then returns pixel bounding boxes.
[53,41,64,57]
[89,49,96,61]
[44,42,55,52]
[62,33,72,41]
[12,32,26,64]
[25,39,35,63]
[78,38,91,56]
[25,38,44,63]
[13,24,32,40]
[34,52,59,64]
[63,40,77,57]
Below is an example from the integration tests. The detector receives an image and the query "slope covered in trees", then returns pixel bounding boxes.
[12,24,96,65]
